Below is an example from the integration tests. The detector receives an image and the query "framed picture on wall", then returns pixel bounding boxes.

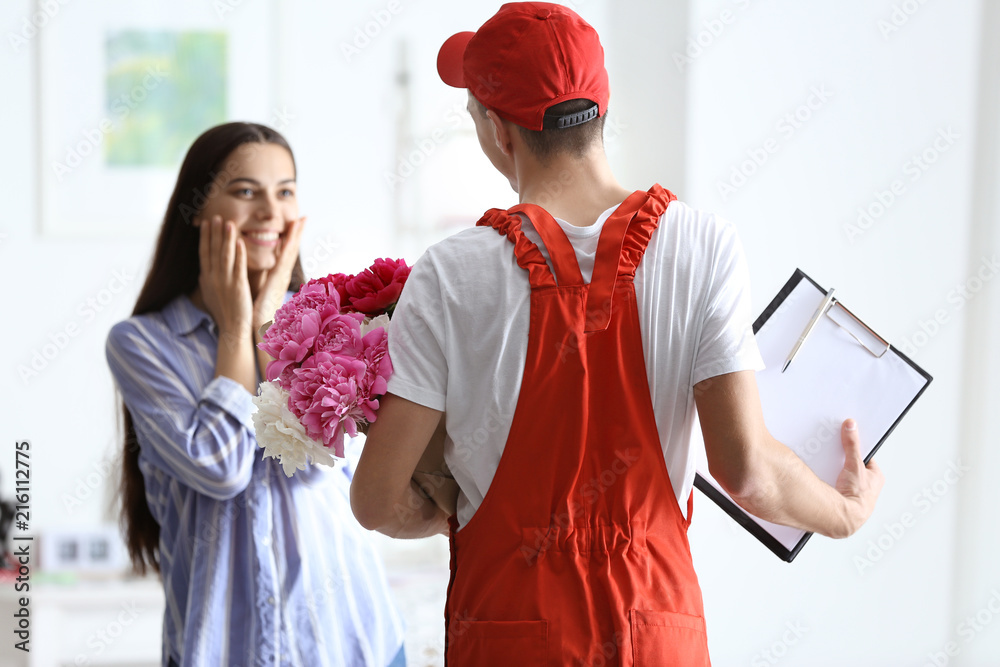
[36,0,285,238]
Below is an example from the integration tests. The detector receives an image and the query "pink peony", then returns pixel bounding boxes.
[288,352,373,455]
[308,273,351,308]
[313,311,365,358]
[259,280,347,387]
[259,309,324,387]
[292,280,343,321]
[360,326,392,401]
[276,280,342,325]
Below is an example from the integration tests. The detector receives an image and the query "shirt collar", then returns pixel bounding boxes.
[162,294,217,337]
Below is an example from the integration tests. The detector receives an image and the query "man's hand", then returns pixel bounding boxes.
[834,419,885,536]
[412,417,459,517]
[351,393,451,538]
[696,370,885,539]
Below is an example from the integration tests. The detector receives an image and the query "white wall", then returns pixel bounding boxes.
[2,0,998,665]
[681,1,996,666]
[2,0,148,532]
[952,1,1000,665]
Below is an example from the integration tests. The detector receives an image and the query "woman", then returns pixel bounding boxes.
[106,122,406,667]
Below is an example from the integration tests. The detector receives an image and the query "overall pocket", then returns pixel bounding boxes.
[448,619,548,666]
[629,609,711,667]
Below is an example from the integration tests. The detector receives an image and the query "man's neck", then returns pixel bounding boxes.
[515,150,632,227]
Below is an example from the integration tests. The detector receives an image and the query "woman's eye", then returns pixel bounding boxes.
[280,188,295,198]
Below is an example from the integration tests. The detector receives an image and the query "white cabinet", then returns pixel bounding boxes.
[0,577,164,667]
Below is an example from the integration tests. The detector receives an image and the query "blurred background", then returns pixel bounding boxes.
[1,0,998,665]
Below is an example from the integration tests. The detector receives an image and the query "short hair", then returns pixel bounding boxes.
[472,97,607,165]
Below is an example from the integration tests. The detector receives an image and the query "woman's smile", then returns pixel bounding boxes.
[242,228,282,247]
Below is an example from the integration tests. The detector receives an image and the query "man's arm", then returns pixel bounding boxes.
[350,393,451,538]
[695,370,884,539]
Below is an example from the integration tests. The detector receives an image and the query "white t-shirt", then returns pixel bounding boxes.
[387,198,764,528]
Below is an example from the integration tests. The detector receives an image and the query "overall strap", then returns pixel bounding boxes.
[476,208,557,289]
[476,184,676,298]
[619,183,676,279]
[509,203,585,287]
[585,184,677,332]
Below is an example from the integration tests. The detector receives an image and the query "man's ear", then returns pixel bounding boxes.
[486,109,513,157]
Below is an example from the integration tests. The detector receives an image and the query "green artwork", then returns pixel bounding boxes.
[105,31,227,167]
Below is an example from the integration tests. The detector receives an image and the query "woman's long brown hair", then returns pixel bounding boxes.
[120,122,305,574]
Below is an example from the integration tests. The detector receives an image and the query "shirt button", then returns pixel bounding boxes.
[267,596,276,605]
[261,537,272,547]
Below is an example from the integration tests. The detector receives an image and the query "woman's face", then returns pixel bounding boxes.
[198,142,298,272]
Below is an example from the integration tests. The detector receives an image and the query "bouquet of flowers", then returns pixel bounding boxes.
[251,258,411,476]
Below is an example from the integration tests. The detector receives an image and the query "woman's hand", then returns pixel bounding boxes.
[251,216,306,330]
[197,215,254,339]
[195,215,258,394]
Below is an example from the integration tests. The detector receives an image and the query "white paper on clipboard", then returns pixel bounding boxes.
[694,270,931,560]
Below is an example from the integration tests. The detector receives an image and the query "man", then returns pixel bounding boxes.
[351,3,884,665]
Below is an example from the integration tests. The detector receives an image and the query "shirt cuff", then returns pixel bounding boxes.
[386,376,447,412]
[692,346,766,386]
[201,375,256,432]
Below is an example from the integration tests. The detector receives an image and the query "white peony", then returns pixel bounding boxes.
[252,380,339,477]
[360,313,391,338]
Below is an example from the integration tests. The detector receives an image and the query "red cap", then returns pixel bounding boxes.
[436,2,609,131]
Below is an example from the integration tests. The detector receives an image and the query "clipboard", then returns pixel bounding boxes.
[694,269,933,562]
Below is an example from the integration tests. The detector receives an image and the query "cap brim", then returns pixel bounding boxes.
[437,31,475,88]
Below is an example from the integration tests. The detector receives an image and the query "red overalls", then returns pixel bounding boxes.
[444,185,711,666]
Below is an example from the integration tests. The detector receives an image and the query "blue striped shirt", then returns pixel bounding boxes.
[106,294,404,667]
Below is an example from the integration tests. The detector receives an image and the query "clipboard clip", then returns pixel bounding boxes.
[825,300,890,358]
